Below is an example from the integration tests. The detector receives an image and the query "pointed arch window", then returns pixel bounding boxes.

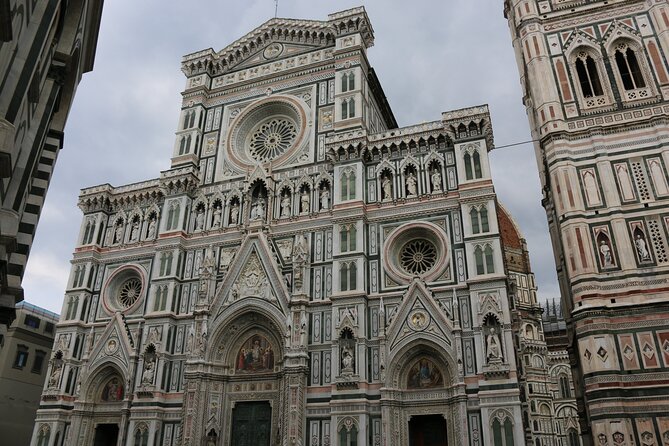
[567,429,579,446]
[340,224,357,253]
[167,202,181,231]
[470,206,490,234]
[475,244,495,275]
[341,71,355,92]
[339,425,358,446]
[464,150,483,180]
[492,417,515,446]
[341,169,356,201]
[341,97,355,119]
[153,285,168,312]
[179,136,186,155]
[340,262,357,292]
[575,52,604,98]
[614,43,645,90]
[559,374,572,399]
[82,219,95,245]
[65,295,79,320]
[134,425,149,446]
[36,426,50,446]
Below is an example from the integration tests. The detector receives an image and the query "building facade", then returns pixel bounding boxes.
[0,301,58,445]
[504,0,669,444]
[35,7,575,446]
[0,0,104,329]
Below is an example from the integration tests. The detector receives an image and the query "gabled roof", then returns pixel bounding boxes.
[181,6,374,77]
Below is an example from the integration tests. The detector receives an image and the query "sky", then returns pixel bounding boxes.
[22,0,560,314]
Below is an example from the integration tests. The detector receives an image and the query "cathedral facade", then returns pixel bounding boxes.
[34,7,576,446]
[504,0,669,444]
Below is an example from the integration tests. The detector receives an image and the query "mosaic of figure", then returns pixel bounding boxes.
[236,335,274,372]
[101,377,124,401]
[407,358,443,389]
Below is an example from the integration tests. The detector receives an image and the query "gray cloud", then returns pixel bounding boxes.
[23,0,560,312]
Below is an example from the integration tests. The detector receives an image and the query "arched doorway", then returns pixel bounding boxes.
[77,366,127,445]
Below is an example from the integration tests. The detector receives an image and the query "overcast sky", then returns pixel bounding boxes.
[22,0,560,314]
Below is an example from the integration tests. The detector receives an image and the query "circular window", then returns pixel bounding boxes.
[226,96,308,169]
[248,117,298,162]
[118,278,142,308]
[100,265,146,314]
[400,239,437,275]
[384,222,450,284]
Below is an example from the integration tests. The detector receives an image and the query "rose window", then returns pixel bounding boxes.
[400,239,437,275]
[248,118,298,162]
[118,278,142,308]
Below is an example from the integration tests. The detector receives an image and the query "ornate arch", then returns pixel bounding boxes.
[81,363,127,403]
[386,338,455,390]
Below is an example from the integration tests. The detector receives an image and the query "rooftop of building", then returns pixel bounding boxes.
[15,301,59,323]
[541,298,567,333]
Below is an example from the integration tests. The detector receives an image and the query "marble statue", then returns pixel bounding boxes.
[382,175,392,201]
[146,217,157,239]
[212,206,222,228]
[406,171,417,196]
[281,194,291,218]
[431,169,442,192]
[229,202,239,225]
[300,190,310,214]
[320,187,330,210]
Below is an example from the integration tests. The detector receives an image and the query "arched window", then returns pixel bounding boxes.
[567,429,579,446]
[340,262,357,292]
[492,417,515,446]
[341,72,355,92]
[464,153,473,180]
[159,252,173,277]
[485,245,495,273]
[179,136,186,155]
[480,207,489,232]
[339,425,358,446]
[134,424,149,446]
[36,425,50,446]
[341,169,356,201]
[185,135,192,154]
[559,374,572,399]
[575,52,604,97]
[614,43,645,90]
[475,245,495,275]
[188,110,196,128]
[168,202,180,230]
[153,286,168,312]
[348,98,355,118]
[79,297,89,321]
[66,295,79,320]
[464,150,483,180]
[341,99,349,119]
[82,219,94,245]
[470,208,480,234]
[340,225,357,253]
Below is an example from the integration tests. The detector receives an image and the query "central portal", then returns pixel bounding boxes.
[409,415,447,446]
[231,401,272,446]
[93,423,119,446]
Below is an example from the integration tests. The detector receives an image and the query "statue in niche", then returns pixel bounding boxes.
[229,202,240,226]
[101,377,124,401]
[186,324,195,353]
[130,220,140,242]
[212,205,222,228]
[250,197,265,220]
[195,208,205,230]
[113,222,123,244]
[300,189,310,214]
[599,238,613,267]
[48,361,63,388]
[280,193,291,218]
[146,216,157,239]
[197,321,208,357]
[320,186,330,210]
[341,346,354,373]
[431,168,442,192]
[141,356,156,386]
[635,232,651,261]
[407,358,443,389]
[381,175,392,201]
[486,326,503,362]
[406,171,418,197]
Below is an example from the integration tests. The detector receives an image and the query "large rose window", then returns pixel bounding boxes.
[118,278,142,308]
[400,239,438,275]
[248,118,298,162]
[384,221,450,283]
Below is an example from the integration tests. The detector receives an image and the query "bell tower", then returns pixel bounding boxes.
[504,0,669,444]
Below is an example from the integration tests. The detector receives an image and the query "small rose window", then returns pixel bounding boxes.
[118,278,142,308]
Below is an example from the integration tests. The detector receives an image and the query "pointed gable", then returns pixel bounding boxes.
[88,312,136,373]
[386,280,454,354]
[212,233,290,318]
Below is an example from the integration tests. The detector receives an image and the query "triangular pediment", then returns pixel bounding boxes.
[387,280,454,353]
[212,233,290,318]
[233,41,327,71]
[88,312,135,372]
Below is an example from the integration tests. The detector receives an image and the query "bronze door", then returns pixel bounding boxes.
[230,401,272,446]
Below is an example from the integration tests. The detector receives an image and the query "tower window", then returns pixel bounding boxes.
[464,150,483,180]
[470,206,489,234]
[575,53,604,97]
[340,225,357,253]
[341,169,356,201]
[340,262,357,292]
[614,43,645,90]
[341,97,355,119]
[341,71,355,92]
[475,244,495,275]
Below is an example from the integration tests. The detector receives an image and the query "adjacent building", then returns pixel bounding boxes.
[33,7,578,446]
[504,0,669,444]
[0,301,58,445]
[0,0,104,329]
